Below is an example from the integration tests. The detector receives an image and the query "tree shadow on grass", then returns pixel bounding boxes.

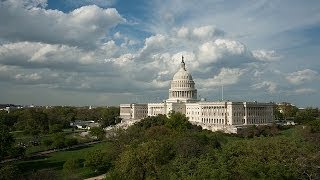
[17,159,65,173]
[65,144,94,151]
[24,155,50,161]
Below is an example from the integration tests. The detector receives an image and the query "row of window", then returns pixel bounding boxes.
[233,119,245,124]
[247,119,270,124]
[201,106,225,109]
[201,118,225,124]
[202,112,226,116]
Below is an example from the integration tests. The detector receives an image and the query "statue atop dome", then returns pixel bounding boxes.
[181,55,186,70]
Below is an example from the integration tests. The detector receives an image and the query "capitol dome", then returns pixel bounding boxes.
[172,64,193,80]
[168,56,197,102]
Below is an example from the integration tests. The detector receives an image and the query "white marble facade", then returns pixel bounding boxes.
[120,57,274,133]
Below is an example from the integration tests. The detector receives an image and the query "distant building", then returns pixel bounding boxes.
[70,120,100,130]
[120,57,274,133]
[0,104,23,113]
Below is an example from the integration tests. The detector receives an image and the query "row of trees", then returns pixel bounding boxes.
[0,106,120,135]
[274,103,319,124]
[0,106,120,162]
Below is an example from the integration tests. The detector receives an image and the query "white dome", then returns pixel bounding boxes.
[173,68,193,80]
[168,56,198,102]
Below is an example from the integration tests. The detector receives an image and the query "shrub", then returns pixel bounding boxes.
[49,124,63,134]
[63,158,82,174]
[42,139,53,147]
[0,164,20,180]
[52,133,66,149]
[65,138,78,147]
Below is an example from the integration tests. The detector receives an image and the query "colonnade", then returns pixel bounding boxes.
[171,81,194,88]
[171,91,195,98]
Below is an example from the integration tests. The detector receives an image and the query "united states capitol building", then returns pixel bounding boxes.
[120,57,274,133]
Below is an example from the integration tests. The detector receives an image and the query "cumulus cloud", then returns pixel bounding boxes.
[198,68,245,88]
[286,69,318,85]
[193,25,224,39]
[251,81,277,93]
[0,0,284,105]
[175,25,224,41]
[197,39,253,68]
[252,50,280,61]
[0,42,95,69]
[0,0,125,48]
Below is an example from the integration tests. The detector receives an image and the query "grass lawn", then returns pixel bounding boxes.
[12,129,93,155]
[15,141,112,179]
[279,125,304,139]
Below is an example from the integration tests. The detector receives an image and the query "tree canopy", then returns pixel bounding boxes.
[83,112,320,179]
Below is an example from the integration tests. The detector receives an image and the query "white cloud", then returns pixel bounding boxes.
[0,1,125,48]
[176,27,189,38]
[5,0,48,8]
[293,88,316,94]
[252,50,280,61]
[175,25,224,41]
[0,42,93,69]
[198,68,245,88]
[286,69,318,85]
[193,25,224,40]
[15,73,42,81]
[252,81,277,93]
[197,39,251,66]
[114,32,122,39]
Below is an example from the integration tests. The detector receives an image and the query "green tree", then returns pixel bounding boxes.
[9,146,26,159]
[216,136,318,179]
[89,127,105,140]
[273,105,284,120]
[85,149,113,173]
[0,111,17,130]
[42,138,53,147]
[65,138,78,147]
[0,124,15,161]
[309,119,320,133]
[49,124,63,134]
[98,107,121,127]
[295,108,318,124]
[278,103,298,120]
[113,140,174,179]
[166,112,192,132]
[63,158,82,176]
[0,164,20,180]
[14,109,49,135]
[52,133,66,149]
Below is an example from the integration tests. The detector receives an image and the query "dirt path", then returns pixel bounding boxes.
[84,174,106,180]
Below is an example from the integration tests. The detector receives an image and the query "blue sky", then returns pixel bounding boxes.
[0,0,319,107]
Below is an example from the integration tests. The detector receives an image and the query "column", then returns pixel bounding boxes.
[244,105,248,125]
